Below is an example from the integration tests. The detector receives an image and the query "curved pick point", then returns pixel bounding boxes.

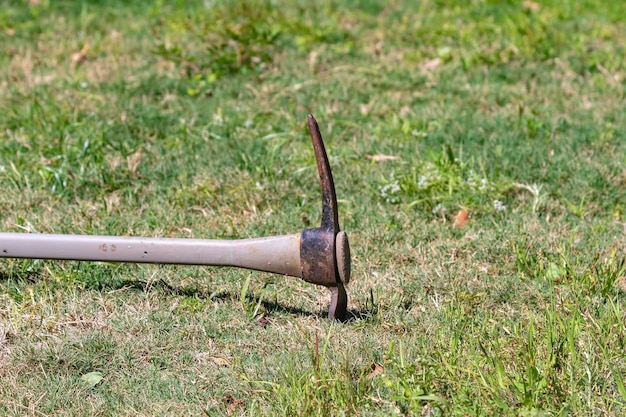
[307,114,339,234]
[305,114,350,321]
[328,283,347,321]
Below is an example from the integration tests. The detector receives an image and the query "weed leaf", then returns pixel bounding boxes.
[80,371,103,389]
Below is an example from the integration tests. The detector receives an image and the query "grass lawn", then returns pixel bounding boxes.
[1,0,625,415]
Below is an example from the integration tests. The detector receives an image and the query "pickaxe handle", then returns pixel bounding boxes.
[0,232,302,278]
[0,231,348,320]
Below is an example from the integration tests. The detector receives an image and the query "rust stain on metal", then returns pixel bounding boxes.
[300,228,335,287]
[307,114,339,234]
[298,115,350,320]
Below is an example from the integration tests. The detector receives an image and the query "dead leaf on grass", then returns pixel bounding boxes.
[209,355,231,367]
[126,150,142,174]
[308,50,319,73]
[366,363,384,380]
[225,395,243,414]
[104,191,120,213]
[256,314,273,327]
[359,102,374,116]
[421,58,441,71]
[107,154,123,170]
[367,154,400,162]
[399,105,411,118]
[453,208,470,228]
[523,1,540,12]
[109,30,123,42]
[71,43,90,68]
[195,352,231,367]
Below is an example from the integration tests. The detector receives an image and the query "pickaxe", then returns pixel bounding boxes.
[0,115,351,320]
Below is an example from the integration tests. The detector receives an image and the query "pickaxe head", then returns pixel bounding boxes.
[299,114,351,321]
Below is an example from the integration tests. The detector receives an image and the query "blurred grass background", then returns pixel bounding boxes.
[1,0,625,415]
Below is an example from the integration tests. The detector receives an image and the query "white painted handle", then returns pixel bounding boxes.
[0,233,303,278]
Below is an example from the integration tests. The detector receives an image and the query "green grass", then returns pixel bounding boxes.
[1,0,625,415]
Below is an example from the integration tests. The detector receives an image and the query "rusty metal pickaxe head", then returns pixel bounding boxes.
[299,114,351,321]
